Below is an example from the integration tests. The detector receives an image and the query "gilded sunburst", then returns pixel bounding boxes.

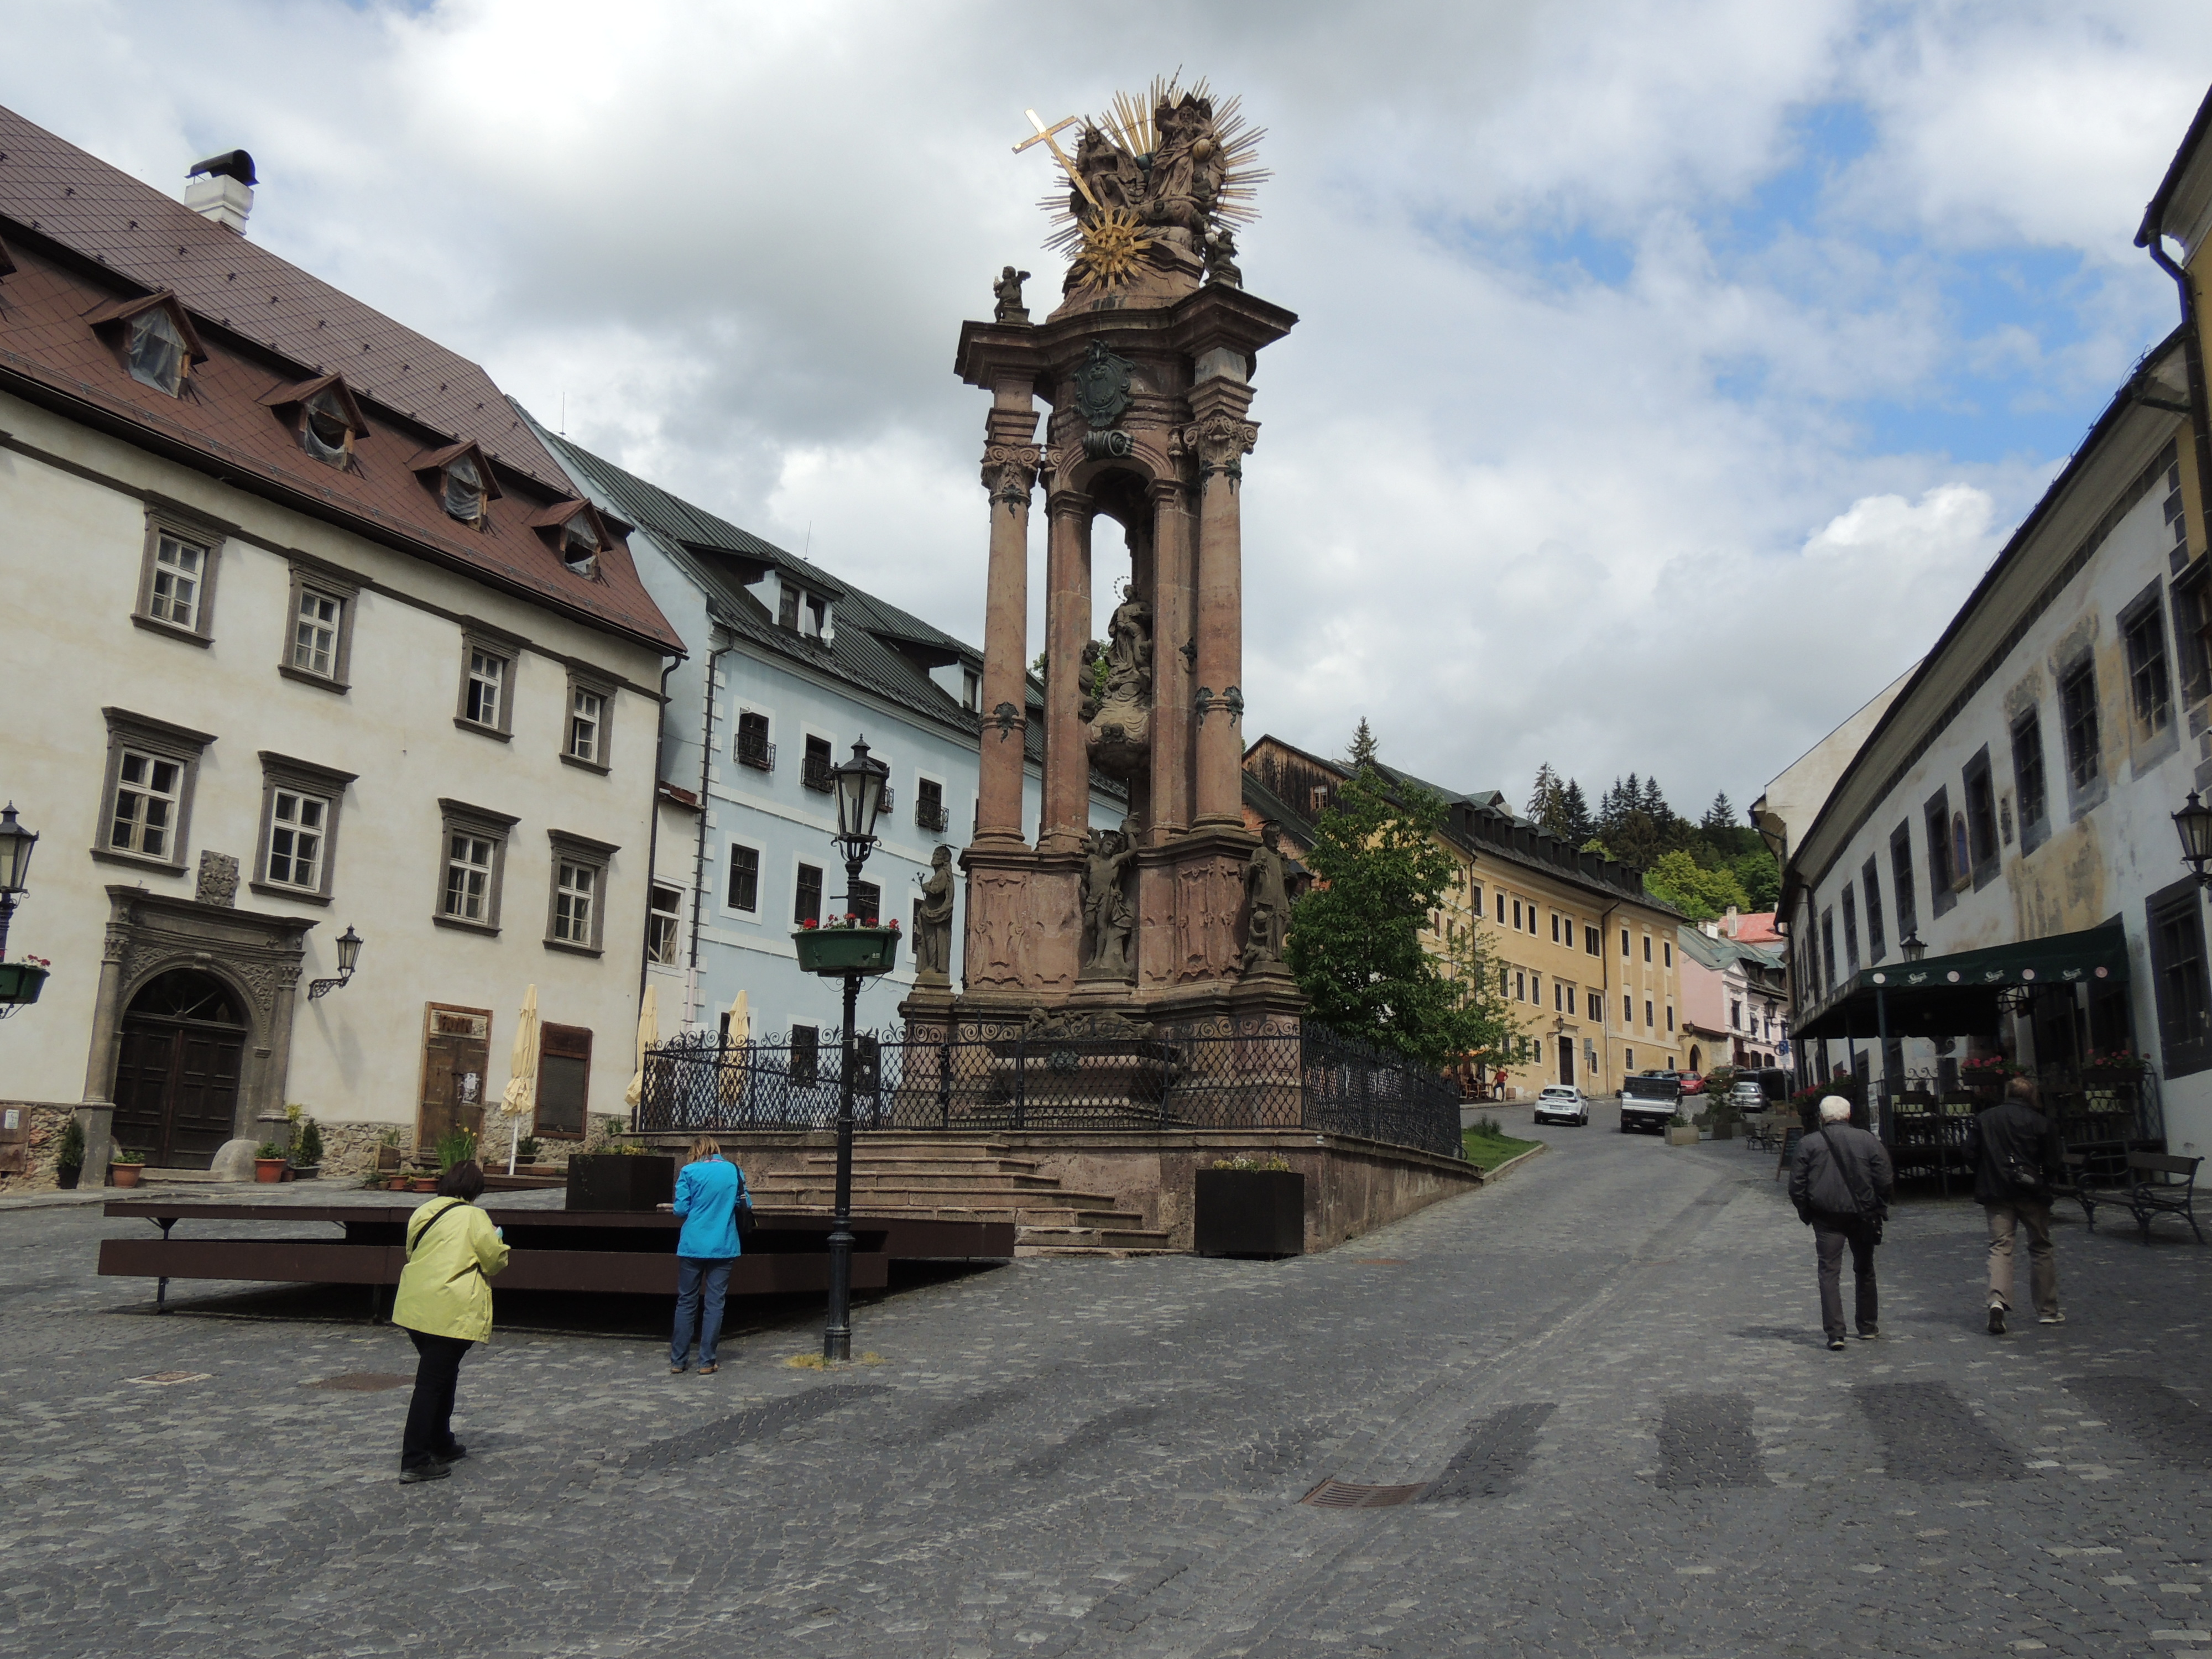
[1071,208,1154,290]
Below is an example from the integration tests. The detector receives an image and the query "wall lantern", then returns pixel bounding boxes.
[309,925,364,1000]
[1900,930,1928,964]
[0,803,38,958]
[2175,791,2212,888]
[831,736,890,868]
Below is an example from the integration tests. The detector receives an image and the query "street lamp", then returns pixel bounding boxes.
[0,804,38,959]
[823,736,889,1363]
[1900,930,1928,964]
[308,925,364,1000]
[2176,791,2212,888]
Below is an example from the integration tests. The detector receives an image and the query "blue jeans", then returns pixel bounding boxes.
[670,1256,735,1367]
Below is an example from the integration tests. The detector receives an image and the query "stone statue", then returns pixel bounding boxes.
[1078,592,1155,780]
[195,851,239,908]
[1080,826,1139,978]
[993,265,1031,324]
[1105,593,1153,697]
[1242,822,1290,974]
[1203,225,1242,289]
[915,846,955,981]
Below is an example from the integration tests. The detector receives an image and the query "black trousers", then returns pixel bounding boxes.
[1812,1213,1881,1339]
[401,1329,474,1468]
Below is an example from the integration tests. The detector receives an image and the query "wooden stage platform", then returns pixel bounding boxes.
[98,1201,1016,1307]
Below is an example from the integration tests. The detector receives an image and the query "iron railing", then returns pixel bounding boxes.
[736,736,776,773]
[635,1016,1465,1160]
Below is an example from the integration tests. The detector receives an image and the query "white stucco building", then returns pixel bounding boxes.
[0,109,683,1181]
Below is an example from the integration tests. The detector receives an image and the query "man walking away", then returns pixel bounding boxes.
[1789,1095,1895,1351]
[1966,1075,2065,1334]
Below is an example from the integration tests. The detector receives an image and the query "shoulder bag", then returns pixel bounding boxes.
[734,1168,756,1241]
[1821,1126,1886,1242]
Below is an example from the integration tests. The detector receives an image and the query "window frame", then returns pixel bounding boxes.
[1861,855,1886,964]
[2057,655,2105,818]
[1889,820,1917,942]
[132,507,226,648]
[646,883,683,967]
[726,842,761,915]
[1841,882,1860,975]
[801,733,836,794]
[795,862,825,927]
[2148,877,2212,1078]
[2120,582,2175,739]
[432,798,518,936]
[1963,746,2001,888]
[544,829,619,957]
[276,557,361,693]
[734,709,776,773]
[249,751,356,906]
[455,625,523,740]
[1923,786,1957,917]
[93,707,215,875]
[561,670,614,775]
[2010,707,2051,857]
[914,774,948,835]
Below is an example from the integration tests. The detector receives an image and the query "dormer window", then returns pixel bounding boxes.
[408,440,503,530]
[128,309,189,396]
[302,389,353,464]
[445,456,484,524]
[529,500,615,578]
[560,515,599,576]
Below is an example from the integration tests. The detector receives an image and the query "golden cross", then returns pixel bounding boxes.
[1013,108,1102,211]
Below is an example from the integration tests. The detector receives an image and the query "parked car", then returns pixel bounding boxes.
[1729,1081,1767,1113]
[1620,1071,1682,1134]
[1678,1073,1705,1095]
[1532,1084,1589,1126]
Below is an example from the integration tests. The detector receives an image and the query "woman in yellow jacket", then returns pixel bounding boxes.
[392,1160,509,1483]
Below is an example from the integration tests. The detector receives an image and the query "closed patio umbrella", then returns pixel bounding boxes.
[498,984,540,1175]
[624,983,659,1112]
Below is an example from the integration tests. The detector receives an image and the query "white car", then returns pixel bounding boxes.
[1532,1084,1589,1126]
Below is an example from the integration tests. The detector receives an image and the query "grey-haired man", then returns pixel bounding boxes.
[1789,1095,1896,1350]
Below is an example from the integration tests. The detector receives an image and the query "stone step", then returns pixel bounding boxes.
[763,1201,1154,1229]
[136,1167,228,1183]
[781,1168,1063,1190]
[753,1182,1133,1213]
[1015,1225,1177,1251]
[1015,1246,1182,1259]
[800,1156,1046,1175]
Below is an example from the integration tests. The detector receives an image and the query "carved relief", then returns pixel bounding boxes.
[966,869,1030,992]
[1173,857,1244,982]
[980,445,1042,512]
[195,851,240,907]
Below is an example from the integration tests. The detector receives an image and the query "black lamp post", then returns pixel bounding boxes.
[2176,791,2212,888]
[1900,930,1928,964]
[0,804,38,960]
[308,926,364,1000]
[823,737,889,1363]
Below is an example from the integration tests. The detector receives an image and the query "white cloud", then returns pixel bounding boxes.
[0,0,2200,818]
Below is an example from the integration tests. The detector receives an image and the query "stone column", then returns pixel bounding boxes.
[1147,474,1196,842]
[1041,485,1093,851]
[975,403,1040,845]
[1186,385,1258,829]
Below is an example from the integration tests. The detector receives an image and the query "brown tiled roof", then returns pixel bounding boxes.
[0,104,681,655]
[0,103,562,488]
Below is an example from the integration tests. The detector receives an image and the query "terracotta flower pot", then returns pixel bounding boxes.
[110,1164,143,1188]
[410,1176,439,1193]
[254,1158,287,1183]
[387,1177,410,1191]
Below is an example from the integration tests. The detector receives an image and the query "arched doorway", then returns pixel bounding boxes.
[1688,1045,1703,1072]
[111,969,247,1167]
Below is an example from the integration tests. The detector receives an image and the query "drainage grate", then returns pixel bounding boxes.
[1302,1478,1428,1509]
[306,1372,412,1392]
[131,1371,212,1386]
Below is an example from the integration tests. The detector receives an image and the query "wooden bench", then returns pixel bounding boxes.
[2122,1151,2204,1245]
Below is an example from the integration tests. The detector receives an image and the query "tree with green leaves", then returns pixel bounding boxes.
[1641,849,1752,922]
[1287,767,1513,1070]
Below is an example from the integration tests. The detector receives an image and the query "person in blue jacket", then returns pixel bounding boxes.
[667,1136,745,1374]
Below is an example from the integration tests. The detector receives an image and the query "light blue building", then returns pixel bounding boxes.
[523,411,1123,1050]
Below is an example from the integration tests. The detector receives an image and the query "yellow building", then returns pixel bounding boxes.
[1244,738,1684,1097]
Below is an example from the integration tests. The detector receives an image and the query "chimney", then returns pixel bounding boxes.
[185,150,257,236]
[1723,905,1740,938]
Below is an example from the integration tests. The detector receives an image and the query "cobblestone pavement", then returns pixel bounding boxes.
[5,1103,2211,1658]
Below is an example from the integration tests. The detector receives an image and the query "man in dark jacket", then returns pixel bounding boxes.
[1965,1075,2066,1334]
[1789,1095,1896,1350]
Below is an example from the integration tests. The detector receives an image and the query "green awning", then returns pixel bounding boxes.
[1796,920,2130,1043]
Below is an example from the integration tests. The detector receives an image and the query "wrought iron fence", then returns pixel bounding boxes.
[635,1017,1464,1160]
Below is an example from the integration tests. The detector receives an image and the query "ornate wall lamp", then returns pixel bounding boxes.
[0,804,38,959]
[2174,791,2212,888]
[308,925,364,1000]
[1900,931,1928,963]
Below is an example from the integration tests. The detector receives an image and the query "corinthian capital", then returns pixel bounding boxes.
[1180,415,1260,486]
[980,445,1042,512]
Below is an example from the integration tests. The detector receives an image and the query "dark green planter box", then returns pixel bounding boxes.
[0,963,49,1004]
[565,1154,675,1212]
[1194,1168,1305,1259]
[794,927,900,975]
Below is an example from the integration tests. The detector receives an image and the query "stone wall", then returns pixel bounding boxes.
[0,1102,83,1193]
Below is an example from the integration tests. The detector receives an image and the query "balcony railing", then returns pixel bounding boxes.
[735,737,775,773]
[915,799,949,833]
[801,754,833,792]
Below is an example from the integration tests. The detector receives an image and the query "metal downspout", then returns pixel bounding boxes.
[688,637,734,1029]
[639,654,680,1014]
[2142,232,2212,528]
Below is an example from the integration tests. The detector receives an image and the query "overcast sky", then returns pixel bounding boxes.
[8,1,2211,821]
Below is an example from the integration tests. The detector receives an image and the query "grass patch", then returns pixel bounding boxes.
[784,1351,887,1370]
[1462,1117,1541,1170]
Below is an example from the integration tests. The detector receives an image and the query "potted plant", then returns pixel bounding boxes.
[108,1147,146,1188]
[792,913,902,976]
[2081,1049,2150,1088]
[1194,1156,1304,1258]
[54,1116,84,1190]
[514,1136,541,1170]
[253,1141,289,1183]
[1664,1113,1700,1147]
[374,1128,404,1173]
[0,953,51,1006]
[287,1109,324,1179]
[409,1170,440,1193]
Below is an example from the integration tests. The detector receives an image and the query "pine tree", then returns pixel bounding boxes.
[1561,778,1594,844]
[1702,791,1735,832]
[1347,718,1379,772]
[1526,762,1561,824]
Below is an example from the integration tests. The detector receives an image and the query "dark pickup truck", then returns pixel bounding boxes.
[1620,1072,1682,1135]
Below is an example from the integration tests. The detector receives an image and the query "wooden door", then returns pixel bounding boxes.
[418,1004,493,1154]
[1557,1035,1575,1088]
[536,1023,593,1139]
[110,1019,243,1167]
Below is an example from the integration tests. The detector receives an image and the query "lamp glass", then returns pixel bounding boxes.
[335,925,363,976]
[2176,791,2212,869]
[832,738,889,846]
[1901,931,1927,963]
[0,804,36,895]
